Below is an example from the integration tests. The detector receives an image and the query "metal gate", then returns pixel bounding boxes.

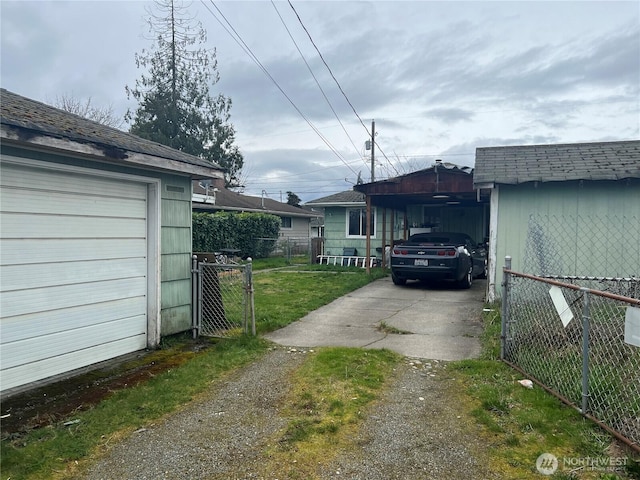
[191,257,255,338]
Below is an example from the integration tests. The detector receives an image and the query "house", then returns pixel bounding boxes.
[192,179,321,256]
[304,190,386,263]
[307,162,489,266]
[0,89,224,395]
[474,140,640,301]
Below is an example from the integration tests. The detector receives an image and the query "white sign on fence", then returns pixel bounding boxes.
[624,307,640,348]
[549,286,574,328]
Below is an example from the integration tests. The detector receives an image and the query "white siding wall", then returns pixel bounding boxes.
[0,158,158,393]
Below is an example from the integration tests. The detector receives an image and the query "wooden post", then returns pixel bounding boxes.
[381,208,387,268]
[365,196,372,274]
[389,209,395,267]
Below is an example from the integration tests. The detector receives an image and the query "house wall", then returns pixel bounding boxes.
[278,216,310,243]
[492,179,640,287]
[1,145,194,336]
[159,175,193,335]
[320,201,489,264]
[322,206,403,259]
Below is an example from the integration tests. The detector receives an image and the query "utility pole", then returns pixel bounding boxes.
[366,119,375,273]
[370,120,375,182]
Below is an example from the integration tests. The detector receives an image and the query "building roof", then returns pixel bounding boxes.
[352,161,482,209]
[193,182,321,218]
[474,140,640,187]
[304,190,365,206]
[0,88,223,179]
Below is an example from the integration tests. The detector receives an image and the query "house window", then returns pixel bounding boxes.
[346,208,375,238]
[281,216,292,229]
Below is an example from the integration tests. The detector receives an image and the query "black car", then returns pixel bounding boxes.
[390,232,487,288]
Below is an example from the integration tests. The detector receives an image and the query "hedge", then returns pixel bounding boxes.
[192,212,281,258]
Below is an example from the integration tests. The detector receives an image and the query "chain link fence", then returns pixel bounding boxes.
[257,236,314,261]
[501,261,640,450]
[523,213,639,278]
[192,257,255,338]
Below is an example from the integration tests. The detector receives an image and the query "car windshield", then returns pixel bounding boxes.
[406,233,473,246]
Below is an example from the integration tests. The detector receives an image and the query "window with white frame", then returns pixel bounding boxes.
[281,216,292,229]
[346,207,375,237]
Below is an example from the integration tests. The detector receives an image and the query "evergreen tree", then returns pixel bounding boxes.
[126,0,243,187]
[286,191,302,207]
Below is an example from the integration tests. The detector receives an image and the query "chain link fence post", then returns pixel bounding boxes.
[581,288,591,415]
[191,255,199,339]
[501,255,512,360]
[245,259,255,336]
[197,258,203,338]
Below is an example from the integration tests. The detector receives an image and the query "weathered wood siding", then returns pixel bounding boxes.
[159,176,193,334]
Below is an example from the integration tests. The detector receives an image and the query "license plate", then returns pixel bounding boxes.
[414,259,429,266]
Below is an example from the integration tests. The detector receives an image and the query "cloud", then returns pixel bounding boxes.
[425,108,475,124]
[239,145,363,202]
[2,0,638,202]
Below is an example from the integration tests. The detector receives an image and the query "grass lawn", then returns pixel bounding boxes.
[1,262,638,479]
[449,308,640,479]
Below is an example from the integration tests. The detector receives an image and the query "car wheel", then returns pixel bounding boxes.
[479,259,487,279]
[458,267,472,289]
[391,272,407,286]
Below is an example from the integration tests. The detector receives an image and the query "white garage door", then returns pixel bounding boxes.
[0,160,149,393]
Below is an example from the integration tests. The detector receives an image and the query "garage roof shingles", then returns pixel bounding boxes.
[474,140,640,186]
[0,88,221,171]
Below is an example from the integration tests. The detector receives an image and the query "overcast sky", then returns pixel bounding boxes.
[2,1,639,203]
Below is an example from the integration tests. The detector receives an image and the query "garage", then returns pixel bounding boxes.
[0,159,153,392]
[1,88,226,395]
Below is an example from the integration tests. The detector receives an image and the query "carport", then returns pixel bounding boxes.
[352,161,490,270]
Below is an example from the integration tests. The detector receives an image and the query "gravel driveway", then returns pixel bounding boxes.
[77,348,499,480]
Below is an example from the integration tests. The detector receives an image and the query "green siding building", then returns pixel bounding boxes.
[474,140,640,301]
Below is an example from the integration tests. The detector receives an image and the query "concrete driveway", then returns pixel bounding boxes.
[264,276,486,361]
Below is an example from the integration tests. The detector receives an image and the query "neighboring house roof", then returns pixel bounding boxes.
[304,190,365,206]
[474,140,640,187]
[0,88,223,179]
[193,182,321,218]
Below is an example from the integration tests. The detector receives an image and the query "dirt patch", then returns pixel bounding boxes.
[1,338,212,440]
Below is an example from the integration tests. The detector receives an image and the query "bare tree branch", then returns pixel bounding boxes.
[53,94,124,129]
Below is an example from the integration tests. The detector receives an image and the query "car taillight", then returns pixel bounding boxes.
[437,250,456,256]
[393,248,409,255]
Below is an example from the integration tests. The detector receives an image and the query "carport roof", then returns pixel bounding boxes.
[352,162,486,210]
[474,140,640,187]
[0,88,224,179]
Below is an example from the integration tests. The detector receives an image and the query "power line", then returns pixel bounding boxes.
[270,0,367,171]
[286,0,399,177]
[394,152,475,158]
[201,0,360,177]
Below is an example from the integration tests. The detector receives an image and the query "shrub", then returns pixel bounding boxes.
[193,212,280,258]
